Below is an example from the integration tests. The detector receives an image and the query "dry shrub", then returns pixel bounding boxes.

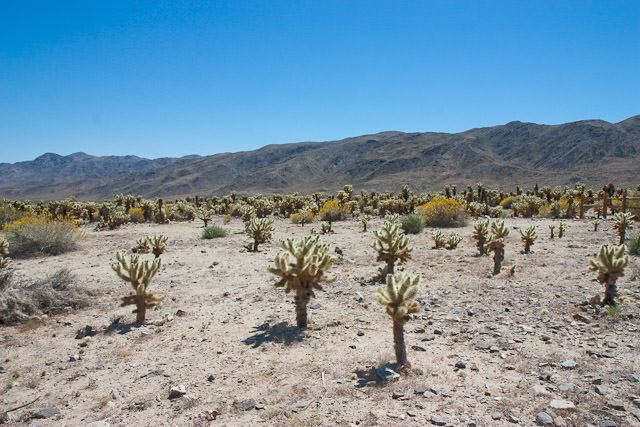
[0,268,94,325]
[4,213,85,257]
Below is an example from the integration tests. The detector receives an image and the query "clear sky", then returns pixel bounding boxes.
[1,1,639,164]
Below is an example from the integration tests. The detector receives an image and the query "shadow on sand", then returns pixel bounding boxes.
[242,321,306,348]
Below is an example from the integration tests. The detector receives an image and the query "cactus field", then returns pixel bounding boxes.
[0,185,639,426]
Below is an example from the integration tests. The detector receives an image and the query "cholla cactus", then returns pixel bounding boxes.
[268,236,338,328]
[376,271,421,366]
[195,208,215,227]
[446,232,461,249]
[131,237,150,254]
[384,213,400,224]
[558,222,566,238]
[245,217,274,251]
[0,238,10,269]
[147,235,168,258]
[589,244,629,306]
[111,251,164,323]
[549,224,555,239]
[320,221,332,234]
[371,221,412,275]
[431,230,445,249]
[240,205,257,222]
[592,219,602,232]
[519,226,537,253]
[361,215,372,232]
[472,220,489,255]
[487,220,509,274]
[613,212,634,245]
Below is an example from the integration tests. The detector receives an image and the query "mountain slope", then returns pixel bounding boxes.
[1,117,639,200]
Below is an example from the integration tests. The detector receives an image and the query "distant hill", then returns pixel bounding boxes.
[1,117,638,200]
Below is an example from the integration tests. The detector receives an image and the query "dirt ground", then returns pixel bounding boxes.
[1,215,639,426]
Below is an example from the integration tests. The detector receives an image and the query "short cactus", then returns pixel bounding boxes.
[446,232,461,250]
[268,236,338,328]
[361,214,372,232]
[195,208,215,227]
[472,219,489,255]
[549,224,555,239]
[0,238,10,269]
[245,217,274,251]
[376,271,421,366]
[147,234,168,258]
[558,222,566,238]
[371,221,412,275]
[613,212,634,245]
[589,244,629,306]
[431,230,446,249]
[320,221,332,234]
[111,251,164,323]
[486,220,509,274]
[519,226,537,253]
[592,219,602,232]
[131,237,150,254]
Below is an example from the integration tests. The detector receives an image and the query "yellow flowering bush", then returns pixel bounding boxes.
[416,197,467,227]
[128,207,145,223]
[290,210,314,225]
[318,200,347,222]
[3,213,85,257]
[499,196,516,209]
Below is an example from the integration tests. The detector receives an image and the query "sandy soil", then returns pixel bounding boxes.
[1,216,639,426]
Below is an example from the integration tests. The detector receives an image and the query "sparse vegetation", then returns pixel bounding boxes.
[202,225,227,239]
[519,225,537,253]
[400,213,425,234]
[613,212,634,244]
[417,197,467,227]
[4,213,85,257]
[245,217,274,251]
[588,243,629,307]
[371,221,412,275]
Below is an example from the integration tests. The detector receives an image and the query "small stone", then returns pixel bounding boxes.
[455,361,466,370]
[392,390,405,399]
[475,340,491,350]
[535,411,553,425]
[633,398,640,407]
[549,399,575,410]
[69,354,80,362]
[434,328,443,335]
[75,325,93,339]
[554,416,567,427]
[411,345,426,352]
[561,360,577,369]
[625,374,639,383]
[532,384,550,396]
[207,374,215,382]
[422,334,436,342]
[357,330,365,336]
[376,365,400,382]
[430,416,447,426]
[558,383,574,392]
[508,414,519,423]
[110,389,119,400]
[234,398,256,411]
[606,400,625,411]
[407,410,417,417]
[595,385,606,395]
[491,412,502,420]
[168,385,187,399]
[414,386,427,394]
[631,409,640,422]
[599,421,617,427]
[32,408,60,419]
[592,377,603,385]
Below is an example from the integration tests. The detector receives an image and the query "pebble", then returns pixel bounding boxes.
[168,385,187,399]
[491,412,502,420]
[475,340,491,350]
[558,383,574,392]
[411,345,426,351]
[207,374,215,382]
[599,421,617,427]
[532,384,550,396]
[430,416,447,426]
[549,399,575,410]
[508,414,519,423]
[455,361,466,370]
[392,390,405,399]
[595,385,606,395]
[535,411,553,425]
[605,400,625,411]
[625,374,639,383]
[561,360,577,369]
[234,398,256,411]
[422,334,436,341]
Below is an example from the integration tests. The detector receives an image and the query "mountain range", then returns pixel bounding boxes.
[1,116,639,200]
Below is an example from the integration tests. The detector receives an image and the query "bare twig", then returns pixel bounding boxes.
[6,395,40,412]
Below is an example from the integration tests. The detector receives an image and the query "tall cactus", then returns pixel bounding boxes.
[147,234,168,258]
[245,217,274,251]
[486,220,509,274]
[371,221,412,275]
[111,251,164,323]
[0,238,10,269]
[376,271,421,366]
[558,222,566,238]
[589,244,629,306]
[519,226,537,254]
[613,212,634,245]
[268,236,338,328]
[472,219,489,255]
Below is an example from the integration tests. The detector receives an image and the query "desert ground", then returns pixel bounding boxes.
[1,215,639,426]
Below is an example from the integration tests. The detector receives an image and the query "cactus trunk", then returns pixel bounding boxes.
[387,259,395,275]
[136,296,146,323]
[294,292,310,328]
[393,320,407,366]
[253,241,259,251]
[603,278,618,307]
[493,248,504,274]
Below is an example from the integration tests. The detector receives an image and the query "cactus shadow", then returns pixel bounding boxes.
[104,317,141,335]
[242,321,306,348]
[354,363,402,388]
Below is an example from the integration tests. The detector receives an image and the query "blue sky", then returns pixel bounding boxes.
[1,1,639,163]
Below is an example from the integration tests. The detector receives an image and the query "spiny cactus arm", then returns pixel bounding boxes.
[589,244,629,274]
[111,251,144,288]
[491,220,510,238]
[376,272,420,320]
[0,238,8,256]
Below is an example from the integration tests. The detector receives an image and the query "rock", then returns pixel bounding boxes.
[414,386,428,394]
[631,409,640,422]
[407,410,417,417]
[554,416,567,427]
[532,384,550,396]
[392,391,405,399]
[599,421,617,427]
[633,398,640,407]
[32,407,60,419]
[430,416,447,425]
[558,383,574,392]
[85,421,110,427]
[434,328,443,335]
[455,361,466,370]
[376,365,400,382]
[625,374,639,383]
[475,340,492,350]
[592,377,603,385]
[234,398,256,411]
[572,313,591,323]
[595,385,606,395]
[357,330,365,336]
[491,412,502,420]
[110,389,119,400]
[561,360,577,369]
[549,399,575,410]
[207,374,215,382]
[421,334,436,342]
[521,325,534,333]
[606,400,625,411]
[75,325,94,339]
[69,354,80,362]
[411,345,426,351]
[168,385,187,399]
[535,411,553,425]
[508,414,519,423]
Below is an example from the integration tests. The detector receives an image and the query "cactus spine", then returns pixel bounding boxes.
[0,238,10,269]
[245,217,274,251]
[268,236,337,328]
[486,220,509,274]
[111,251,164,323]
[376,271,421,366]
[589,244,629,306]
[519,226,537,254]
[371,221,412,275]
[472,220,489,255]
[613,212,634,245]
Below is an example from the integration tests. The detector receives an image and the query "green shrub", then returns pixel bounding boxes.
[202,225,227,239]
[4,213,85,257]
[400,213,425,234]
